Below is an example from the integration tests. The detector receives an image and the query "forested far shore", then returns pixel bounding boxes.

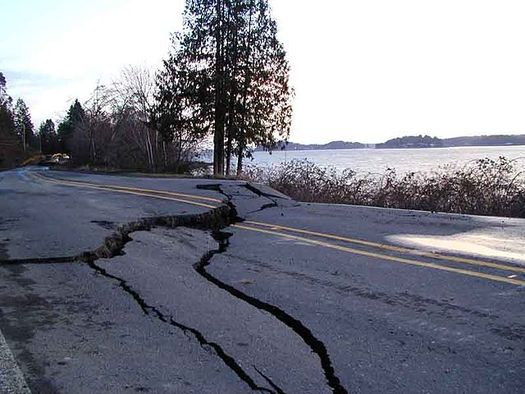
[377,134,525,149]
[256,134,525,151]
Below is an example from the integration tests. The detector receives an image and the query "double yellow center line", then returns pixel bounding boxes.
[233,223,525,286]
[31,171,525,286]
[30,172,221,209]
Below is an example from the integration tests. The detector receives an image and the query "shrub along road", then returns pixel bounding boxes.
[0,167,524,393]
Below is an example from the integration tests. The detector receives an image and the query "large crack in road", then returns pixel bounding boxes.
[80,203,282,393]
[0,185,349,394]
[195,183,348,393]
[86,257,275,393]
[196,229,348,394]
[1,206,276,393]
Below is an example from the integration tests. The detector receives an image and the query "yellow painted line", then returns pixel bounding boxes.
[33,172,223,203]
[30,172,218,209]
[31,172,524,278]
[245,220,525,274]
[233,224,525,286]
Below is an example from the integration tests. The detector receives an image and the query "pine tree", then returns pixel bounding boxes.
[0,72,8,106]
[0,72,16,137]
[0,73,26,166]
[13,99,35,152]
[39,119,58,154]
[156,0,293,176]
[230,0,293,174]
[154,32,213,166]
[57,99,85,152]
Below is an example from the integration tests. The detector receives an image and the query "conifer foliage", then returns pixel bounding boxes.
[155,0,293,176]
[13,99,35,151]
[38,119,58,154]
[57,99,86,153]
[0,72,16,138]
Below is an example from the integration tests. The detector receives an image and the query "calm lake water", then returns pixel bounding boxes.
[250,145,525,174]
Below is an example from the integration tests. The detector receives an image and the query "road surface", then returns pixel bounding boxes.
[0,167,524,393]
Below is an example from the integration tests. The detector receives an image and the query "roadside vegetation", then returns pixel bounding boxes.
[242,157,525,218]
[0,72,40,168]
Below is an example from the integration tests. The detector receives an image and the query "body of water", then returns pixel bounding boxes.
[251,145,525,174]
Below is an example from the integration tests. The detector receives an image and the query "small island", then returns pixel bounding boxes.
[376,135,443,149]
[377,134,525,149]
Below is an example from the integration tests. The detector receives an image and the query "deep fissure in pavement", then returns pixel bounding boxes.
[195,230,348,394]
[0,207,274,392]
[197,182,279,213]
[80,206,275,393]
[1,189,348,393]
[196,184,347,393]
[253,365,286,394]
[0,207,231,265]
[243,183,282,201]
[86,258,274,394]
[241,183,279,212]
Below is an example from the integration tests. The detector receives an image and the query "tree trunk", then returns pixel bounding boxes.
[145,130,154,171]
[225,96,235,176]
[165,141,168,169]
[213,0,226,177]
[236,2,255,176]
[154,130,159,172]
[236,136,244,175]
[225,131,232,176]
[224,3,238,177]
[22,125,26,152]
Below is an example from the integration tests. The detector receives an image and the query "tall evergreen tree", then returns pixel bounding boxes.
[13,98,35,151]
[156,0,293,176]
[38,119,58,154]
[230,0,293,174]
[154,33,213,169]
[0,72,16,137]
[0,72,26,167]
[57,99,85,152]
[0,72,8,104]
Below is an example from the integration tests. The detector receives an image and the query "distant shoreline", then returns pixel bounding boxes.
[261,134,525,151]
[256,144,525,153]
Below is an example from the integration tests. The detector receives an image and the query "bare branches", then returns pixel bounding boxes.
[242,158,525,218]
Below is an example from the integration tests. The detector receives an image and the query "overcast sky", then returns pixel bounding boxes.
[1,0,525,144]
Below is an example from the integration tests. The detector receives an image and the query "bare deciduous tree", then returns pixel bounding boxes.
[68,67,202,172]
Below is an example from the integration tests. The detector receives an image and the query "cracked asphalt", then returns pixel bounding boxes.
[0,167,524,393]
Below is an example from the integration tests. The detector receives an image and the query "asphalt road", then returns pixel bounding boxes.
[0,167,524,393]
